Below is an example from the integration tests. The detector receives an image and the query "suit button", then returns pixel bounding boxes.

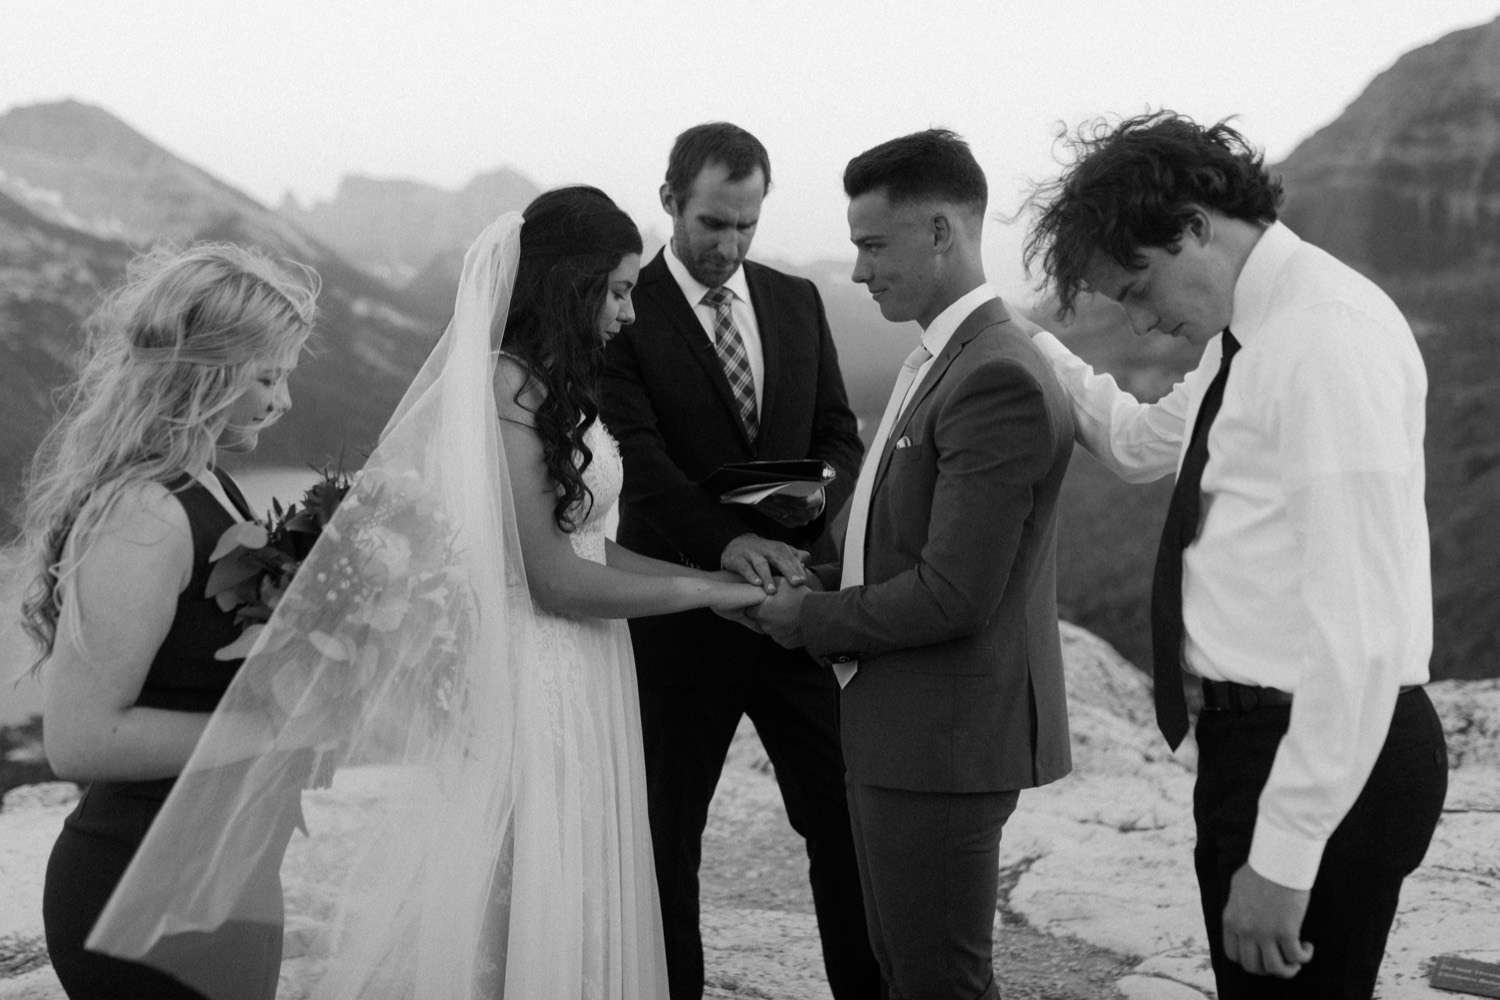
[830,654,854,663]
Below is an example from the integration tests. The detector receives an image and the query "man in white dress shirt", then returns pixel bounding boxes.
[1022,112,1448,998]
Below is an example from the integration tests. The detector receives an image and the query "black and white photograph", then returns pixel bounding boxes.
[2,2,1499,997]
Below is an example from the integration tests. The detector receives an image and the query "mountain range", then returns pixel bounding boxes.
[2,14,1497,680]
[0,100,450,508]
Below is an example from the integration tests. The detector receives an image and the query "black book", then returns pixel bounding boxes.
[701,460,837,505]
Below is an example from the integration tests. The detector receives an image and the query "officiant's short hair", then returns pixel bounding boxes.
[665,122,771,204]
[843,129,987,213]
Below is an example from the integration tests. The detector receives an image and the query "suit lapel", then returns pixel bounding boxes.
[870,297,1013,495]
[744,261,779,439]
[640,250,757,451]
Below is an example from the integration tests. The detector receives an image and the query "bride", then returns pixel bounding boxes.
[87,187,766,998]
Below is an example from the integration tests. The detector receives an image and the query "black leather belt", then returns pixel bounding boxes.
[1200,679,1420,713]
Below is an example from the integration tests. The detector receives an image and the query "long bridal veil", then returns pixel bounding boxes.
[87,212,667,998]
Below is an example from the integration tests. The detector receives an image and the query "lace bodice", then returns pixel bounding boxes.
[567,419,622,565]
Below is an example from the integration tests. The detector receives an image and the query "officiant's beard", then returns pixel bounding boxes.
[673,235,741,288]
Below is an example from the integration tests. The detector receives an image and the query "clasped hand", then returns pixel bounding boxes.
[716,534,820,646]
[721,533,808,593]
[717,576,820,649]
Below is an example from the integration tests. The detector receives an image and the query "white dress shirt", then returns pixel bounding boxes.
[1033,222,1432,890]
[663,243,765,413]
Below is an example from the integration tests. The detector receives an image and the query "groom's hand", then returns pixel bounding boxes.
[756,583,809,648]
[722,534,809,594]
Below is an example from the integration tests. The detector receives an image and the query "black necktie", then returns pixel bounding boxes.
[1150,329,1241,749]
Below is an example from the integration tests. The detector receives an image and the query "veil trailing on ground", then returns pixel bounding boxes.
[87,212,661,997]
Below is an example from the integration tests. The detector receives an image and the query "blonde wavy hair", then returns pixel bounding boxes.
[16,242,319,670]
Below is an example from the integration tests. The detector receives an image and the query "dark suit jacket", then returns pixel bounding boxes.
[602,249,864,686]
[801,298,1074,793]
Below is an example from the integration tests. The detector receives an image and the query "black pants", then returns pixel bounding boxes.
[43,782,283,1000]
[639,671,880,1000]
[845,781,1019,1000]
[1193,686,1448,999]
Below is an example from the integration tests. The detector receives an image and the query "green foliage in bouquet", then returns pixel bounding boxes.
[206,467,354,660]
[208,466,474,777]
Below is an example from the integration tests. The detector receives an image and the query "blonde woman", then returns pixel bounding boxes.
[17,243,317,1000]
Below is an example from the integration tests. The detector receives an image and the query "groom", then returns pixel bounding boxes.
[752,129,1074,998]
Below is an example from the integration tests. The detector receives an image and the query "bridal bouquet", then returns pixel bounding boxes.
[207,466,473,758]
[207,466,353,660]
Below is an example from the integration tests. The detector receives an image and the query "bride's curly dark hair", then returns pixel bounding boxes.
[500,186,642,532]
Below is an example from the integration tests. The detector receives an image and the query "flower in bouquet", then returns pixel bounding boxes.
[206,466,353,660]
[214,466,474,751]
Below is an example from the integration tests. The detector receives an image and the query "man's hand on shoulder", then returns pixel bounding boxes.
[721,533,809,594]
[755,488,825,528]
[1222,863,1314,979]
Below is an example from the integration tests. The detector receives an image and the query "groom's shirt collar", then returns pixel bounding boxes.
[919,283,998,358]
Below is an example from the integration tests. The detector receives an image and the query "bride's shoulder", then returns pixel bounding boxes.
[492,351,544,426]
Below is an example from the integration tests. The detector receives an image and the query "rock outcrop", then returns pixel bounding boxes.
[4,622,1496,1000]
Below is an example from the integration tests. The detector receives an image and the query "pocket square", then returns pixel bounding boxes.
[893,436,912,450]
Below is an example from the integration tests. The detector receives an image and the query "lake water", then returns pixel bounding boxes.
[0,466,319,726]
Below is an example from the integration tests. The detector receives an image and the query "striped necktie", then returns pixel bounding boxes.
[703,286,757,441]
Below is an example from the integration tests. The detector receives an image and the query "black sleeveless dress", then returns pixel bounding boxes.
[43,471,291,1000]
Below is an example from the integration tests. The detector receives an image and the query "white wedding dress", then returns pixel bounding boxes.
[86,214,669,999]
[504,419,666,998]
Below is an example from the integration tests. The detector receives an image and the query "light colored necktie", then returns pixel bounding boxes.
[834,342,932,687]
[703,286,758,441]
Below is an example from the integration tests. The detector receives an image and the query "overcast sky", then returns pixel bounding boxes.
[4,0,1498,297]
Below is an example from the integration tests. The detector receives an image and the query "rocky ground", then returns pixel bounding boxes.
[3,622,1498,999]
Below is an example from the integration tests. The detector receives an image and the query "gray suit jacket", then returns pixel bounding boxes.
[801,298,1074,793]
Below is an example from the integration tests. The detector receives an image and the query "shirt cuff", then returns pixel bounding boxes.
[1248,815,1328,890]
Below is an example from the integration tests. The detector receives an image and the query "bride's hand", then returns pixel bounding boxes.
[710,580,768,613]
[708,579,767,633]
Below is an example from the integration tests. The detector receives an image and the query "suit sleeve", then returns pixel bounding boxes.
[801,280,864,526]
[601,326,752,569]
[798,359,1056,658]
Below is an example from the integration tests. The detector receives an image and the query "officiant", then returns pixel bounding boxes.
[601,122,873,1000]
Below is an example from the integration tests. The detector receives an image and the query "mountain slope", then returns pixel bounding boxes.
[1278,14,1500,680]
[1276,16,1500,278]
[0,102,442,536]
[280,168,543,287]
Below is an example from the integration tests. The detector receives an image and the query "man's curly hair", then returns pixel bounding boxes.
[1022,111,1284,318]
